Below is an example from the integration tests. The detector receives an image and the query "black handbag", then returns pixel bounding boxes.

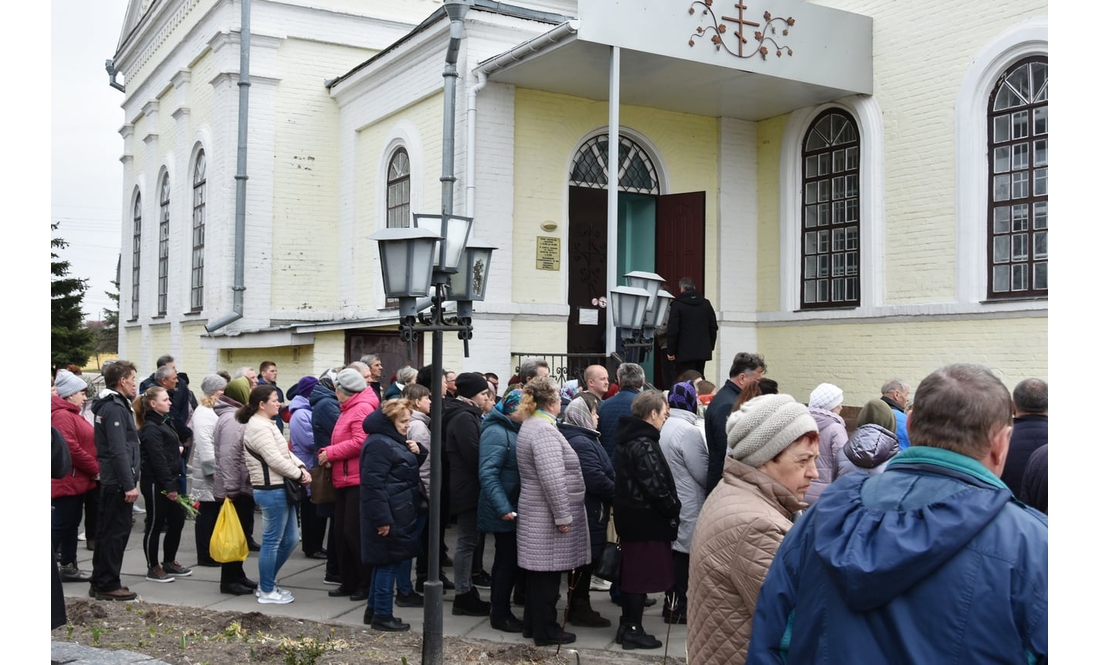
[285,481,304,506]
[594,539,621,584]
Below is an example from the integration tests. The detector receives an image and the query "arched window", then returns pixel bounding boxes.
[800,110,860,309]
[158,173,170,316]
[570,134,660,194]
[987,57,1047,299]
[191,150,206,312]
[131,193,141,320]
[386,148,410,228]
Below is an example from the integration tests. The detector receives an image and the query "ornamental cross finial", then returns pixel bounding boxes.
[688,1,795,61]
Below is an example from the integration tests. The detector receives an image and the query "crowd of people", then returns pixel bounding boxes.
[50,349,1048,660]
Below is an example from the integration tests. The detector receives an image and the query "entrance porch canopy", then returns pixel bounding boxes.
[475,0,873,121]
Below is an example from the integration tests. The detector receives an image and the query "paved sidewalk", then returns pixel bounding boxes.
[60,508,688,660]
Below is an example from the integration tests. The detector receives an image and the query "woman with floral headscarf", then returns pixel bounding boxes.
[559,392,615,628]
[477,389,527,632]
[658,381,709,624]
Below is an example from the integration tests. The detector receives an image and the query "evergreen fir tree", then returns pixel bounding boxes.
[51,222,97,370]
[97,257,120,354]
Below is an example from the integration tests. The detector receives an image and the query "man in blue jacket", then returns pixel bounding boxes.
[747,363,1047,665]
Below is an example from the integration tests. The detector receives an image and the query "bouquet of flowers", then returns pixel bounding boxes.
[162,490,201,519]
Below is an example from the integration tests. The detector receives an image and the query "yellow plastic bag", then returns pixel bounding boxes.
[210,497,249,563]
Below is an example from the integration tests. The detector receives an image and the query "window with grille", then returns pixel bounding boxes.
[191,150,205,312]
[800,110,860,309]
[158,174,170,316]
[570,135,659,194]
[387,148,411,229]
[987,57,1047,299]
[131,193,141,321]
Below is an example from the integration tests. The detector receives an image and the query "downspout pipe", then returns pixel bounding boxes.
[467,20,577,217]
[206,0,251,332]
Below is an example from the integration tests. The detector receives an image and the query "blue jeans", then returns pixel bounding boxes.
[371,563,400,617]
[396,516,426,595]
[254,488,299,593]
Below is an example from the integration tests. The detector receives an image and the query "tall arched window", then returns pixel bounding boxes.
[131,193,141,320]
[569,134,660,194]
[158,173,170,316]
[987,57,1047,299]
[386,148,410,228]
[800,109,860,309]
[191,150,206,312]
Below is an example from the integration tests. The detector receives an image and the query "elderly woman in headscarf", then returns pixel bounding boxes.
[559,391,615,629]
[687,394,819,665]
[477,388,527,633]
[658,381,708,624]
[835,398,900,478]
[211,376,258,595]
[558,379,581,413]
[191,373,228,567]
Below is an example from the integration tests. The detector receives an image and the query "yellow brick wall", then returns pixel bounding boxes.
[758,316,1048,405]
[512,88,720,305]
[756,114,787,312]
[272,38,375,312]
[353,92,444,305]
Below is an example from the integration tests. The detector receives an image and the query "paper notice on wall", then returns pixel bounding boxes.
[578,308,599,326]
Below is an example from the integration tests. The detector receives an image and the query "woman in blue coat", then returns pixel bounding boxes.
[359,399,426,632]
[477,389,526,633]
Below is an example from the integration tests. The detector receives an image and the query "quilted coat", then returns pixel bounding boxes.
[657,408,708,553]
[359,408,427,565]
[805,407,847,505]
[613,415,681,543]
[687,455,803,665]
[477,407,522,534]
[51,395,99,498]
[212,393,250,500]
[835,423,899,478]
[189,404,218,503]
[515,414,590,572]
[308,381,341,449]
[327,388,379,488]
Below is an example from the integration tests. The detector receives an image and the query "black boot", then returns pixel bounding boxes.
[452,589,491,616]
[569,598,611,627]
[371,615,410,632]
[621,624,662,650]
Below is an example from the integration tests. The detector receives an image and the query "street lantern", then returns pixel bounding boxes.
[610,285,651,331]
[369,227,441,317]
[414,212,472,274]
[450,238,496,302]
[648,289,675,329]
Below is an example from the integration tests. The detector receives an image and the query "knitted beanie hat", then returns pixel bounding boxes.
[726,394,818,467]
[294,376,319,400]
[455,372,490,399]
[335,368,367,395]
[54,370,87,398]
[809,383,844,411]
[200,373,228,397]
[668,381,698,413]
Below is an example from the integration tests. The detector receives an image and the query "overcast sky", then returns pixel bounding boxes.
[52,0,129,321]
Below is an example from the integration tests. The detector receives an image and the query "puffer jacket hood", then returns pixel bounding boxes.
[844,423,899,469]
[811,447,1016,612]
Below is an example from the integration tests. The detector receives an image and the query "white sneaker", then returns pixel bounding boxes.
[77,531,87,541]
[590,576,612,591]
[257,588,294,604]
[133,505,146,514]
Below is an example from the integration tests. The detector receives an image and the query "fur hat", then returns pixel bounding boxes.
[455,372,490,399]
[809,383,844,411]
[54,370,87,398]
[726,394,818,467]
[335,368,366,395]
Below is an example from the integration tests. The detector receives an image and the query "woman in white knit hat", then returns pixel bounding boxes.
[686,394,820,665]
[805,382,848,505]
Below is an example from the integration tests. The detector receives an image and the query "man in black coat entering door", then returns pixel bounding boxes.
[665,277,719,377]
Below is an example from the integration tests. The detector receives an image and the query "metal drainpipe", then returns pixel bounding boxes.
[206,0,251,332]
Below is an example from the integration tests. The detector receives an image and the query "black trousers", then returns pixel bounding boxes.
[300,499,328,555]
[233,494,257,542]
[83,482,99,542]
[523,570,563,642]
[489,531,519,621]
[334,485,372,594]
[90,485,134,592]
[218,498,251,585]
[141,479,184,568]
[195,500,221,565]
[52,494,84,566]
[569,561,594,605]
[52,558,66,629]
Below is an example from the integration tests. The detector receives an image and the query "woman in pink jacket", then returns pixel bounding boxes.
[317,367,379,601]
[51,370,99,582]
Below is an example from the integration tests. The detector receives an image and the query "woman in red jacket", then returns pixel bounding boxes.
[51,370,99,582]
